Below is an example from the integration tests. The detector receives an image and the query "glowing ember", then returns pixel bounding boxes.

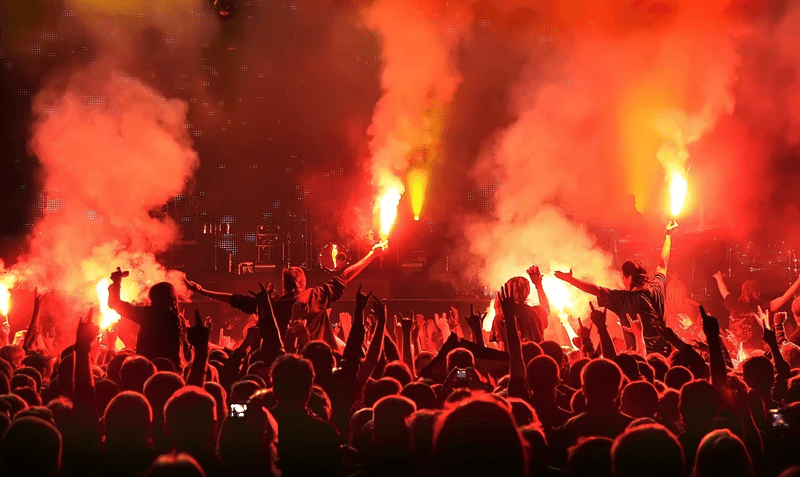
[669,170,688,217]
[379,186,403,240]
[407,168,428,222]
[96,278,122,330]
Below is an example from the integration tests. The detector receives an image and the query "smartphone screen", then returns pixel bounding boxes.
[230,403,247,418]
[456,369,467,379]
[770,409,789,428]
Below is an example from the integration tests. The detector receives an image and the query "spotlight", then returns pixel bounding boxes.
[211,0,235,19]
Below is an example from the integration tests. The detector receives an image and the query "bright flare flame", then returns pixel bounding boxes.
[483,299,496,333]
[542,275,573,314]
[96,278,122,330]
[408,168,428,222]
[669,171,688,217]
[379,186,403,240]
[0,275,15,316]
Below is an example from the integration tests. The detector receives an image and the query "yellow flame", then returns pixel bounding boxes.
[96,278,122,330]
[0,275,15,317]
[408,168,428,222]
[379,186,403,240]
[483,299,496,333]
[542,275,573,314]
[669,171,688,217]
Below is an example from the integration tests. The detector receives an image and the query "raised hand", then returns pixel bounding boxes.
[622,313,644,335]
[527,265,543,284]
[498,284,517,319]
[448,306,460,327]
[589,302,607,328]
[371,241,389,254]
[761,308,778,349]
[373,296,387,323]
[355,283,373,311]
[75,309,100,351]
[187,309,212,350]
[712,271,725,281]
[110,267,130,285]
[577,317,592,343]
[398,312,413,334]
[184,278,204,293]
[243,326,261,347]
[700,305,720,339]
[775,311,787,326]
[554,270,574,282]
[465,304,486,331]
[666,220,679,235]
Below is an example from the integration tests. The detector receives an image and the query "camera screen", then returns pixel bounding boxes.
[770,409,789,428]
[230,403,247,418]
[456,369,467,379]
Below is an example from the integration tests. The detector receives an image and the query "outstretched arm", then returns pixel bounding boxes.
[185,278,235,304]
[712,271,731,300]
[770,273,800,312]
[186,310,211,387]
[499,286,526,387]
[555,270,602,297]
[657,221,679,276]
[341,242,387,285]
[528,266,550,316]
[590,302,617,359]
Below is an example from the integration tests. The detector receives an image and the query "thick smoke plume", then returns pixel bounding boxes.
[14,70,198,315]
[362,0,471,230]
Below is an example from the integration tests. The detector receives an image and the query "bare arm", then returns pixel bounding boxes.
[357,297,387,389]
[499,286,526,386]
[341,242,387,285]
[712,271,731,300]
[769,273,800,312]
[22,290,43,352]
[528,266,550,316]
[590,303,617,359]
[657,221,678,276]
[555,270,602,297]
[185,278,235,304]
[186,310,211,387]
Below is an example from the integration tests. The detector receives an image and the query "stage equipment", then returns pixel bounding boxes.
[318,242,350,273]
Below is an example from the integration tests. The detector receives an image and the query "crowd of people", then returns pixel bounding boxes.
[2,227,800,477]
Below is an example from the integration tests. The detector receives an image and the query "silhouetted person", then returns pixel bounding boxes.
[692,429,753,477]
[186,242,387,350]
[611,423,684,477]
[268,354,342,476]
[103,391,157,477]
[0,416,62,477]
[433,397,527,477]
[108,269,184,369]
[557,221,677,354]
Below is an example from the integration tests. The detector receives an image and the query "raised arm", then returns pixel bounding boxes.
[252,282,284,363]
[528,266,550,316]
[465,305,486,348]
[186,310,211,387]
[74,309,99,413]
[341,241,387,285]
[590,302,617,359]
[769,273,800,312]
[499,285,526,387]
[399,313,414,374]
[712,271,731,300]
[656,221,679,276]
[700,306,727,389]
[555,270,602,297]
[108,268,144,324]
[22,289,43,352]
[357,297,387,390]
[185,278,235,303]
[622,313,647,357]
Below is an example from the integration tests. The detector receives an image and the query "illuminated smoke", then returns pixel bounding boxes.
[11,70,198,326]
[362,0,471,232]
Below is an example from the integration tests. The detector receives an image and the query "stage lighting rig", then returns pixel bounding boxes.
[211,0,235,19]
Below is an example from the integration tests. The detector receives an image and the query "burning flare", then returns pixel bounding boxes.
[0,274,16,317]
[378,185,403,240]
[408,168,428,221]
[96,278,121,330]
[669,171,688,217]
